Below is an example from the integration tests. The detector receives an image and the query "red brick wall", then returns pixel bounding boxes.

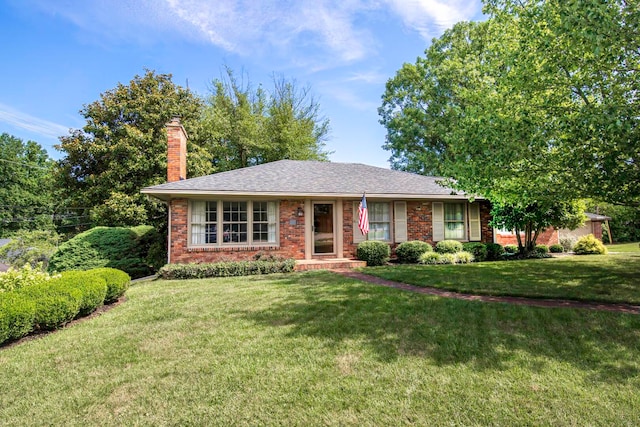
[343,202,357,258]
[496,227,559,247]
[169,199,306,263]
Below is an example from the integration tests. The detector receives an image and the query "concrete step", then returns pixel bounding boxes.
[295,259,366,271]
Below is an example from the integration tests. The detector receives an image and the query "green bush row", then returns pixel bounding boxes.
[419,251,474,265]
[395,241,433,264]
[393,240,507,264]
[356,241,391,266]
[158,259,296,280]
[0,268,130,346]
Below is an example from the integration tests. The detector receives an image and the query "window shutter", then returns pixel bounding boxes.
[353,201,366,243]
[394,201,407,243]
[432,202,444,242]
[469,202,481,241]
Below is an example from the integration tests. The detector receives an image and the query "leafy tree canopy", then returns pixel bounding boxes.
[201,68,330,171]
[380,0,639,207]
[0,133,55,237]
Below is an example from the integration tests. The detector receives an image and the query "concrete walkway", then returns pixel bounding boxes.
[331,269,640,315]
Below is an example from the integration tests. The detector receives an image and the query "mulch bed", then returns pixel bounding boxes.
[332,269,640,315]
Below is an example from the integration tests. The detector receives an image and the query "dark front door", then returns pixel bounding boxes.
[313,203,334,254]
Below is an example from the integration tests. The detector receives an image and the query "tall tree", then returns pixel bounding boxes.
[55,70,208,228]
[201,68,330,171]
[380,0,639,207]
[0,134,54,237]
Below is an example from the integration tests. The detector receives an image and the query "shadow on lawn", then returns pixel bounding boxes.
[238,271,640,383]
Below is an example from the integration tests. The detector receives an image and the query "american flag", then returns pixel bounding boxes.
[358,193,369,235]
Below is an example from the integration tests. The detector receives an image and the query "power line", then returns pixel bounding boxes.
[0,158,51,170]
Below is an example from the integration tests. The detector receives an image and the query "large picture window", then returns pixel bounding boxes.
[190,200,277,246]
[444,203,465,240]
[369,202,391,241]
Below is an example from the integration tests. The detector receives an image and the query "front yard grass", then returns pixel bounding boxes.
[607,241,640,253]
[364,253,640,304]
[1,271,639,426]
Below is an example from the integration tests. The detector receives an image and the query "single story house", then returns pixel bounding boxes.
[141,118,494,264]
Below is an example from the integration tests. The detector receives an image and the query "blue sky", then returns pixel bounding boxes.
[0,0,484,168]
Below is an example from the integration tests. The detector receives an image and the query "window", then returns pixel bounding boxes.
[191,201,217,244]
[444,203,465,240]
[369,202,391,241]
[190,200,278,246]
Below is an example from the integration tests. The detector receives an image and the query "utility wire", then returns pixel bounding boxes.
[0,158,51,170]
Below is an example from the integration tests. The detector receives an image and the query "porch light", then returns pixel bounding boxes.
[297,207,304,217]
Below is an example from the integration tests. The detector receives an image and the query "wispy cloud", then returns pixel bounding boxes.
[0,103,69,139]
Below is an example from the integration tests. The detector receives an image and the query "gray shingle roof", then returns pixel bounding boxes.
[142,160,468,199]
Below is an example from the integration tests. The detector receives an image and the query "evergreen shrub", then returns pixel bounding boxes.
[549,244,564,253]
[462,243,487,262]
[0,292,35,344]
[158,259,296,280]
[395,241,433,263]
[357,241,390,266]
[91,268,131,303]
[435,240,463,254]
[573,234,608,255]
[485,243,505,260]
[504,244,518,254]
[48,226,164,278]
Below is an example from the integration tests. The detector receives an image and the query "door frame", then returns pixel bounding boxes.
[312,201,336,256]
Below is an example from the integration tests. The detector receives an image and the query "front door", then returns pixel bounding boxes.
[313,203,334,254]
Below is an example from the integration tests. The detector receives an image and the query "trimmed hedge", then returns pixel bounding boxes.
[549,244,564,253]
[1,268,131,345]
[91,268,132,303]
[356,241,390,266]
[158,259,296,280]
[485,243,505,260]
[462,242,487,262]
[0,292,36,344]
[395,241,433,264]
[435,240,464,254]
[48,225,164,279]
[535,245,549,256]
[419,251,474,265]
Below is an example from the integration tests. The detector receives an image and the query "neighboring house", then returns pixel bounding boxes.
[0,238,10,272]
[495,212,612,247]
[141,118,495,264]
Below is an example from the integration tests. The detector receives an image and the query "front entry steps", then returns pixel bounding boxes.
[295,258,366,271]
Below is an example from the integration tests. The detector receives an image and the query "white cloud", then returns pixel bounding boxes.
[0,104,69,139]
[384,0,482,39]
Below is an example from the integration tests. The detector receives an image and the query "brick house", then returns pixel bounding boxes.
[141,118,495,264]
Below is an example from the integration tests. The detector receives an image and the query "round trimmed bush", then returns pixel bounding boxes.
[549,244,564,253]
[485,243,505,260]
[454,251,474,264]
[573,234,608,255]
[419,252,442,265]
[91,268,131,303]
[504,244,518,254]
[462,243,487,262]
[59,271,108,316]
[439,253,456,264]
[395,241,433,263]
[0,292,36,344]
[356,241,390,266]
[435,240,463,254]
[535,245,549,256]
[48,226,164,279]
[20,280,83,331]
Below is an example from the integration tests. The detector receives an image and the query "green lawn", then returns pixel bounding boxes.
[607,241,640,253]
[364,254,640,304]
[1,271,639,426]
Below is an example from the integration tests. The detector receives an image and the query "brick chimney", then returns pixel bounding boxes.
[166,116,188,182]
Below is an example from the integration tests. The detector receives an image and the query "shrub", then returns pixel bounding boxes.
[158,259,296,280]
[0,292,36,344]
[454,251,474,264]
[91,268,131,303]
[0,264,59,293]
[357,241,390,266]
[573,234,608,255]
[0,229,60,270]
[560,237,577,253]
[462,243,487,262]
[57,271,108,316]
[19,279,83,331]
[549,244,564,253]
[535,245,549,256]
[435,240,463,254]
[439,253,457,264]
[504,244,518,254]
[419,252,442,265]
[48,226,164,279]
[395,241,433,264]
[485,243,505,260]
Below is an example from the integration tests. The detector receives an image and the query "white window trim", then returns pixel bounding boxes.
[188,200,279,248]
[443,202,467,241]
